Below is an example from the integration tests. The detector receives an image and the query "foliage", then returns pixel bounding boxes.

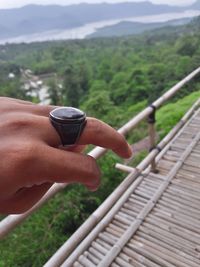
[157,91,200,138]
[1,16,200,110]
[0,17,200,266]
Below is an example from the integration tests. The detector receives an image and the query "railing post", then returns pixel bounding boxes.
[148,104,159,173]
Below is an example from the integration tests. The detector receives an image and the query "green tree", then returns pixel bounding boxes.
[62,65,82,107]
[109,72,129,105]
[82,81,111,115]
[47,78,63,105]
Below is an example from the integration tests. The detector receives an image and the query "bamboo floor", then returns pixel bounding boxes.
[63,108,200,267]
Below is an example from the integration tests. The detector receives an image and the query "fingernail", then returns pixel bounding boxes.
[127,144,133,157]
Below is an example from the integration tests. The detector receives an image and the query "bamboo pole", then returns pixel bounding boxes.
[145,216,200,244]
[136,231,199,262]
[129,238,199,267]
[111,263,120,267]
[148,123,157,172]
[122,247,161,267]
[115,164,136,173]
[150,210,200,233]
[127,241,175,267]
[84,251,100,265]
[162,193,200,211]
[44,99,200,267]
[156,200,200,219]
[117,252,147,267]
[115,256,141,267]
[147,105,158,173]
[139,224,198,257]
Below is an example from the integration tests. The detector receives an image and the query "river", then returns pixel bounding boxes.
[0,9,200,44]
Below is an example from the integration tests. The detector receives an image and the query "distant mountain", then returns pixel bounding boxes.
[192,0,200,8]
[0,5,83,38]
[0,2,182,39]
[0,1,199,42]
[87,17,192,38]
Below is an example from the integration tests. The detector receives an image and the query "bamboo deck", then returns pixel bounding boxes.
[62,108,200,267]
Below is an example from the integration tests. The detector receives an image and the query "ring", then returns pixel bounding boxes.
[49,107,87,146]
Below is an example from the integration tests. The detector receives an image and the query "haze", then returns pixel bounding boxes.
[0,0,196,9]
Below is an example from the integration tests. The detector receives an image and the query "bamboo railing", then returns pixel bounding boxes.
[0,67,200,265]
[45,98,200,267]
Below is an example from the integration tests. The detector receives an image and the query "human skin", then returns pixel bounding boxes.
[0,97,132,214]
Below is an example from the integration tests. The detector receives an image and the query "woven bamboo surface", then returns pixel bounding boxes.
[63,108,200,267]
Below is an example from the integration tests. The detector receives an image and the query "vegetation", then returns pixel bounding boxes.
[0,17,200,266]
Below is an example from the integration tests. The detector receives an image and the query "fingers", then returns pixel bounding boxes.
[38,116,132,158]
[2,110,132,159]
[32,145,101,190]
[78,118,132,158]
[14,101,132,158]
[0,143,100,214]
[0,183,52,214]
[3,99,132,158]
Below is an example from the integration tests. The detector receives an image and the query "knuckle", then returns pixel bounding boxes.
[88,118,104,137]
[21,142,38,157]
[8,117,32,131]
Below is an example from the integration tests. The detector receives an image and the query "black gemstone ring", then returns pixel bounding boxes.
[49,107,87,146]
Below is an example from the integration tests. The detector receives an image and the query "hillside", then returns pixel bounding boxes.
[0,14,200,266]
[88,17,192,38]
[0,1,195,40]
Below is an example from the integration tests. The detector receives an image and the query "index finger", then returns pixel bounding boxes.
[29,104,132,158]
[38,115,132,158]
[78,118,132,159]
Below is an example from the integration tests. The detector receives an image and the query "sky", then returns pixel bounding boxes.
[0,0,197,9]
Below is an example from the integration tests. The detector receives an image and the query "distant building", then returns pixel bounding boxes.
[37,80,43,86]
[8,73,15,79]
[25,69,33,76]
[30,81,38,89]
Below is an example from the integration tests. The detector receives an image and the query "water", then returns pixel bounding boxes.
[0,9,200,44]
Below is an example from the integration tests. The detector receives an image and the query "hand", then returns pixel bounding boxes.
[0,97,132,214]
